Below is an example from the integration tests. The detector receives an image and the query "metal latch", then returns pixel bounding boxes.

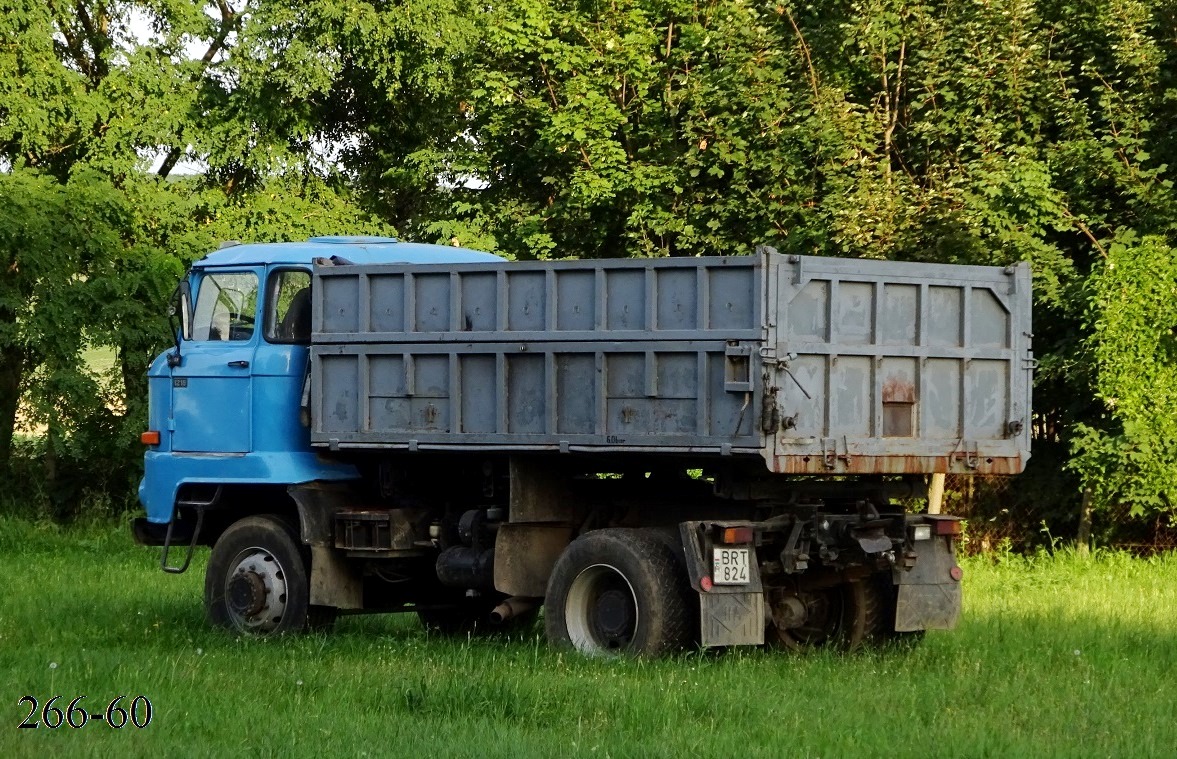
[953,441,980,470]
[724,342,754,392]
[822,437,851,469]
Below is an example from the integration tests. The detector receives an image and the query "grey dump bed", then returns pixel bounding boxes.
[310,248,1033,475]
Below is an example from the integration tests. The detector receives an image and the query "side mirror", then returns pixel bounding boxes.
[166,278,194,368]
[177,279,193,341]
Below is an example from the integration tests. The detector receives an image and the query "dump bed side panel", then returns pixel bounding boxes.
[310,252,1034,474]
[310,257,765,454]
[764,254,1033,475]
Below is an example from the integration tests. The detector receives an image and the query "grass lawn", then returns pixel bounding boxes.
[1,516,1174,758]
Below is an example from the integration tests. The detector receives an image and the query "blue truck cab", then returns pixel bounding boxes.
[134,236,504,556]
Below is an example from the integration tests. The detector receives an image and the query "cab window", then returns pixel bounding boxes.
[266,270,312,343]
[191,272,259,342]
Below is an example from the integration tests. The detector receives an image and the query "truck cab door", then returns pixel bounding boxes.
[171,269,261,453]
[250,267,315,453]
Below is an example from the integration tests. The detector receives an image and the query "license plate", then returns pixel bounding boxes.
[712,547,750,585]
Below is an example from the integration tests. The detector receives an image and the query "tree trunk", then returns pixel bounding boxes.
[0,344,22,468]
[1077,487,1093,557]
[118,343,148,416]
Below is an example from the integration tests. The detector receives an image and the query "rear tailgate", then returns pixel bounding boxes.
[762,252,1033,475]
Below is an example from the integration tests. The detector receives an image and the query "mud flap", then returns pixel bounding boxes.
[894,535,962,631]
[309,545,363,609]
[700,592,765,647]
[680,521,766,647]
[896,583,961,631]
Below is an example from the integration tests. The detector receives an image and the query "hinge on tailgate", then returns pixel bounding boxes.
[760,377,781,434]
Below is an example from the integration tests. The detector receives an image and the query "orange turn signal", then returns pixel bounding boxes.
[141,430,161,446]
[721,526,754,545]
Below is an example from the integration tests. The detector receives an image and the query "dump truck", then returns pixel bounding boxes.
[134,236,1033,655]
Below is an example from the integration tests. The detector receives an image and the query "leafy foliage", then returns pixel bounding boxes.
[1071,235,1177,517]
[434,0,1177,529]
[0,1,396,515]
[1,0,1177,532]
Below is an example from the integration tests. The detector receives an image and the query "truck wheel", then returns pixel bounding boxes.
[205,515,315,635]
[545,529,693,657]
[766,579,880,652]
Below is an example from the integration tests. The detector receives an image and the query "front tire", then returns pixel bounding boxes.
[545,529,693,657]
[205,515,314,635]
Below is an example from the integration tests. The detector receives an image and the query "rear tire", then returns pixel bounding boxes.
[766,579,879,652]
[545,529,693,657]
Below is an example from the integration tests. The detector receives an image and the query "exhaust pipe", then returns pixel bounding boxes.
[490,597,538,624]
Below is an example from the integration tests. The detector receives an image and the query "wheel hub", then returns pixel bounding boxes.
[224,549,290,633]
[770,594,809,629]
[228,571,267,617]
[565,564,639,654]
[767,582,863,651]
[594,588,635,639]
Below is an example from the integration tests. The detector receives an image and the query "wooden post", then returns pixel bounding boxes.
[928,472,946,515]
[1077,487,1093,557]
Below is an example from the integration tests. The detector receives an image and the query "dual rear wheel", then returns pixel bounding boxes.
[546,529,898,655]
[765,580,881,651]
[544,529,694,657]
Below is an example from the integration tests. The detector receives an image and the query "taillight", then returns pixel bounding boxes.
[934,519,964,536]
[141,431,161,446]
[720,526,754,544]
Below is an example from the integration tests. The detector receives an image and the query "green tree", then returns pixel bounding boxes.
[430,0,1177,527]
[437,0,836,258]
[1071,234,1177,518]
[0,0,392,512]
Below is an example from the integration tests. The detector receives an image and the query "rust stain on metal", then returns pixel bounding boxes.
[772,454,1025,476]
[882,375,917,404]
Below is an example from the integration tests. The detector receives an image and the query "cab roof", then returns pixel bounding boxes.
[192,236,506,268]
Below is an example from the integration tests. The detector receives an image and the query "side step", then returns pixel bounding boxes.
[159,487,221,574]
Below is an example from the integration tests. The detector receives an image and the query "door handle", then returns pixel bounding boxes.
[227,360,250,368]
